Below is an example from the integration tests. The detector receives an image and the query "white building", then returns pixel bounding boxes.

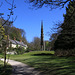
[9,39,28,49]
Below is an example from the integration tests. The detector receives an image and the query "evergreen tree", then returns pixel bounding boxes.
[41,21,44,50]
[54,1,75,56]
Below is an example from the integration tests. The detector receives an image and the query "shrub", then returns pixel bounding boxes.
[55,49,75,56]
[15,47,25,54]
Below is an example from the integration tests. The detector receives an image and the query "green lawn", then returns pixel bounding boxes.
[9,51,75,75]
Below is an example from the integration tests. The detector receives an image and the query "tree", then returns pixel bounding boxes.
[33,37,41,50]
[0,0,16,68]
[26,0,75,21]
[49,33,58,50]
[20,29,28,44]
[0,19,27,43]
[41,21,44,50]
[0,19,28,43]
[27,37,41,51]
[0,18,13,36]
[0,24,5,52]
[0,0,16,26]
[25,0,72,9]
[48,21,62,50]
[9,27,22,41]
[45,41,50,51]
[54,1,75,56]
[8,27,27,43]
[0,25,5,41]
[27,42,34,51]
[0,24,7,67]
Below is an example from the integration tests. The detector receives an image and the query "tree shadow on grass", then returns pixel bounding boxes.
[32,53,53,56]
[12,64,41,75]
[27,56,75,75]
[0,64,12,75]
[10,53,75,75]
[39,62,75,75]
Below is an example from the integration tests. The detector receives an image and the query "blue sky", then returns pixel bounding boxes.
[0,0,66,42]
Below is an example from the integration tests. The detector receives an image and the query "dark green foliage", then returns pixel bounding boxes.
[25,49,30,52]
[41,23,43,45]
[49,33,58,50]
[27,42,34,51]
[15,47,25,54]
[45,41,50,51]
[41,21,44,50]
[54,1,75,56]
[0,48,3,53]
[0,61,12,75]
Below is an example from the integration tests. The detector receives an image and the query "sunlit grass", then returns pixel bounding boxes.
[9,51,75,75]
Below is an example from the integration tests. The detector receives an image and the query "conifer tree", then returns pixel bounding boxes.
[54,1,75,56]
[41,21,44,50]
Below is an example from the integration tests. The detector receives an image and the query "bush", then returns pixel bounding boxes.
[15,47,25,54]
[54,49,75,56]
[25,49,30,52]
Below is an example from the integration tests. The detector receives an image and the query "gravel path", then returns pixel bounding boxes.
[0,59,41,75]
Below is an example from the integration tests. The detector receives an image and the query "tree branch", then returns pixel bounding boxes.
[1,0,16,26]
[0,2,3,7]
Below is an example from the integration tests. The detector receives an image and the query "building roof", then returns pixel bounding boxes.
[9,39,27,47]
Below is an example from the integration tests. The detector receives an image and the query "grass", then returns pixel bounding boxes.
[0,53,12,75]
[0,60,12,75]
[9,51,75,75]
[0,53,4,58]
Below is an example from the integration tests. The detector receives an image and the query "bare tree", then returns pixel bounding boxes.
[25,0,75,19]
[0,0,16,67]
[25,0,73,9]
[0,0,16,26]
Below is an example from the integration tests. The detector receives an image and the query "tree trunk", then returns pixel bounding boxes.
[4,46,6,67]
